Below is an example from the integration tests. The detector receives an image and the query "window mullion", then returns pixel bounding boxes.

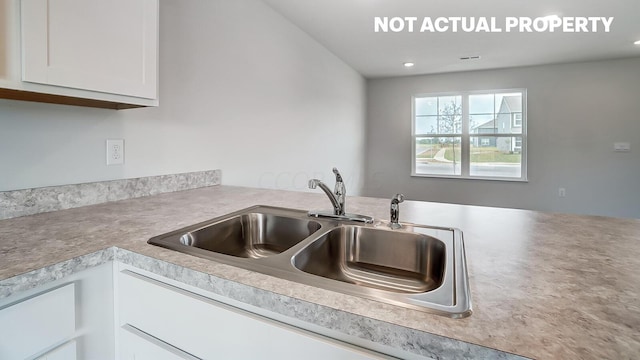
[461,94,470,177]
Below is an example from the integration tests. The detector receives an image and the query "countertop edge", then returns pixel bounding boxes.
[0,247,115,298]
[0,246,528,360]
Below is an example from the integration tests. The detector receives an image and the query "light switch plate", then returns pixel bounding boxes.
[614,142,630,152]
[106,139,124,165]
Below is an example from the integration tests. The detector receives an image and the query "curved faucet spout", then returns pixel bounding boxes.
[308,179,343,215]
[308,167,346,216]
[308,168,372,223]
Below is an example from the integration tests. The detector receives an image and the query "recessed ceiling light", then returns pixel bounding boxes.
[542,14,561,21]
[634,40,640,45]
[403,62,415,68]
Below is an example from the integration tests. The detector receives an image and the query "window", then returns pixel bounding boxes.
[412,90,526,180]
[512,113,523,127]
[514,137,523,152]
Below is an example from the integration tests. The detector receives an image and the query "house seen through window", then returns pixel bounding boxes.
[412,90,526,180]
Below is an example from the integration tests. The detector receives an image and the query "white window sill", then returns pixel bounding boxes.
[411,173,529,183]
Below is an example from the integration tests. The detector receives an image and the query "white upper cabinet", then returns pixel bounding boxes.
[21,0,158,99]
[0,0,158,109]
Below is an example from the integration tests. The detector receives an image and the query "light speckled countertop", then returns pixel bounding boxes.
[1,185,639,359]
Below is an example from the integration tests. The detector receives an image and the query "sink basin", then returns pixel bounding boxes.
[151,208,321,259]
[292,226,446,293]
[148,205,471,318]
[178,212,321,258]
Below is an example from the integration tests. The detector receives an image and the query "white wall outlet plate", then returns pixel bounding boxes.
[614,142,631,152]
[106,139,124,165]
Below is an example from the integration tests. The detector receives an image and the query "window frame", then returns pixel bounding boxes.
[411,89,528,182]
[514,137,523,151]
[512,113,523,128]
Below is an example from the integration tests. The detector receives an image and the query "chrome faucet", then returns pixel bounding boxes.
[308,168,373,223]
[308,168,345,215]
[390,194,405,229]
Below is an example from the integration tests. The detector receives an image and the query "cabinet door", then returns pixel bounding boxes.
[20,0,158,99]
[119,325,199,360]
[0,283,75,360]
[119,271,391,360]
[35,340,77,360]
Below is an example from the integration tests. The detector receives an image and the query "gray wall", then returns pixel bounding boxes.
[365,58,640,218]
[0,0,366,194]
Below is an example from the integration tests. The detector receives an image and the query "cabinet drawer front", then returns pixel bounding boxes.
[119,271,389,360]
[0,283,76,359]
[119,325,199,360]
[35,340,77,360]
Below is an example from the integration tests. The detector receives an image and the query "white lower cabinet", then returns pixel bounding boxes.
[119,325,198,360]
[0,284,75,360]
[118,270,391,360]
[0,262,114,360]
[1,260,398,360]
[35,340,77,360]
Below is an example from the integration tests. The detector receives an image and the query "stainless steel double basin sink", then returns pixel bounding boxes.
[148,206,471,318]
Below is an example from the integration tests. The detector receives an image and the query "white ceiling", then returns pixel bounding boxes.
[262,0,640,78]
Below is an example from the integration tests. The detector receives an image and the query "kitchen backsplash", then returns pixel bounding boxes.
[0,169,221,220]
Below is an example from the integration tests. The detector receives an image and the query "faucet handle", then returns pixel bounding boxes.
[390,193,405,229]
[332,168,346,212]
[332,167,343,183]
[392,193,405,204]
